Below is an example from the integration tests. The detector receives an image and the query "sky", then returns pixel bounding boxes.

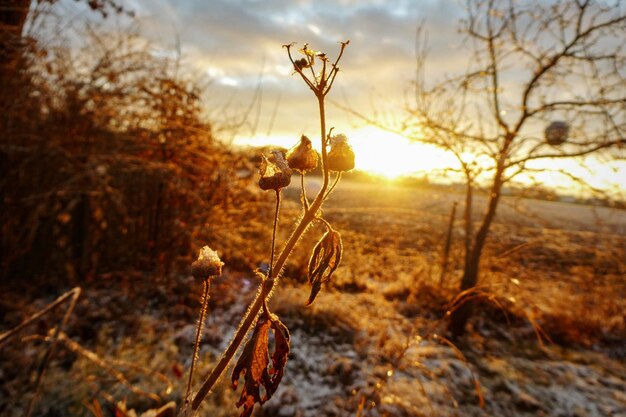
[127,0,468,167]
[45,0,626,196]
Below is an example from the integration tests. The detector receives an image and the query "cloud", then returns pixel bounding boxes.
[129,0,468,141]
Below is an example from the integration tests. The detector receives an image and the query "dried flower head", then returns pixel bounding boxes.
[259,151,293,191]
[286,135,318,172]
[191,246,224,281]
[327,134,355,172]
[299,43,320,66]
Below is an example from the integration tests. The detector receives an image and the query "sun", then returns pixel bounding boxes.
[235,126,459,180]
[349,126,456,179]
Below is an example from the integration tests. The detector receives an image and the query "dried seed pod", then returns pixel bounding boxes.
[327,134,355,172]
[191,246,224,282]
[258,151,293,191]
[286,135,318,172]
[294,58,309,70]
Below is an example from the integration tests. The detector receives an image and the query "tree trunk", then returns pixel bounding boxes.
[0,0,29,74]
[439,202,457,287]
[463,177,473,268]
[449,167,505,338]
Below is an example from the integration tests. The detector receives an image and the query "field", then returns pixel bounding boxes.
[2,179,625,417]
[3,1,626,416]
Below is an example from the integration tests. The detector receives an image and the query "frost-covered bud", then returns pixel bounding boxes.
[327,134,355,172]
[286,135,318,172]
[259,151,293,191]
[545,121,569,146]
[191,246,224,281]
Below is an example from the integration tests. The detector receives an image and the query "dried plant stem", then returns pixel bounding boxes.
[300,172,310,211]
[263,190,282,317]
[0,287,81,348]
[191,95,331,412]
[185,280,211,404]
[35,331,161,403]
[323,172,342,200]
[316,216,333,231]
[496,239,538,259]
[25,287,81,417]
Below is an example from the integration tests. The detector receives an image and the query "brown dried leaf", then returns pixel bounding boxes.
[231,316,291,417]
[266,318,290,399]
[306,228,343,305]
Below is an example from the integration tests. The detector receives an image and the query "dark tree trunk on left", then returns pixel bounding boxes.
[0,0,29,75]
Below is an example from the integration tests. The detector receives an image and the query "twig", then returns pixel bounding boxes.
[496,239,539,259]
[0,287,81,348]
[24,287,81,417]
[31,331,162,403]
[323,172,342,200]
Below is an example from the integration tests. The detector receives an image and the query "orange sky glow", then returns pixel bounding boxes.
[57,0,625,197]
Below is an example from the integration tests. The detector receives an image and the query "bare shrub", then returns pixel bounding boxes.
[0,13,251,282]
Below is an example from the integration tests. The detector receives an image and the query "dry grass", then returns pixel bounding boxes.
[2,178,625,416]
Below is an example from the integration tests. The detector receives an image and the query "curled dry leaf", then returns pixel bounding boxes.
[231,316,291,417]
[306,227,343,305]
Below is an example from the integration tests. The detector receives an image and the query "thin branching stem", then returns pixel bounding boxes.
[323,172,342,200]
[263,189,281,317]
[191,41,345,411]
[0,287,80,348]
[300,172,310,211]
[31,331,162,402]
[185,280,210,404]
[25,287,81,417]
[325,41,349,94]
[191,175,330,410]
[283,44,316,91]
[326,127,335,148]
[315,216,333,231]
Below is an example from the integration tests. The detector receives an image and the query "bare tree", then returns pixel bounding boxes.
[404,0,625,336]
[0,0,128,71]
